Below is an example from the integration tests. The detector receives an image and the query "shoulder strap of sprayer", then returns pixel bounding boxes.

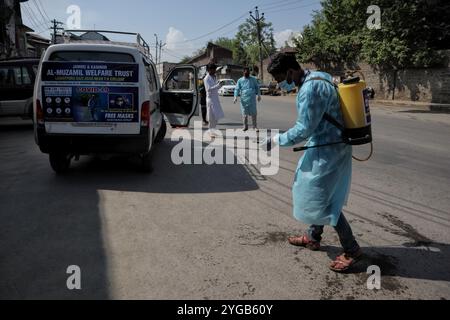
[303,77,345,132]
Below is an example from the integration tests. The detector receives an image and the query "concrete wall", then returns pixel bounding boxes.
[300,55,450,104]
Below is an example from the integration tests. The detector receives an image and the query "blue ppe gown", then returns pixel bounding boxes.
[234,76,261,116]
[277,71,353,227]
[279,80,297,92]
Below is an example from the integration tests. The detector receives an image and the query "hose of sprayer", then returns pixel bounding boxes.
[293,142,374,162]
[352,142,373,162]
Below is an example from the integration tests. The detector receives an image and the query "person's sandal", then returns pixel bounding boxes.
[329,249,363,273]
[288,235,320,251]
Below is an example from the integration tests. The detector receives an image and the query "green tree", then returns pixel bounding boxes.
[235,17,277,66]
[361,0,450,69]
[213,37,235,51]
[179,56,192,64]
[295,0,449,70]
[295,0,369,69]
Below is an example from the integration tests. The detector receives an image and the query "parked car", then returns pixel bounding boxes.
[257,79,270,95]
[34,40,198,173]
[218,79,236,96]
[0,58,40,120]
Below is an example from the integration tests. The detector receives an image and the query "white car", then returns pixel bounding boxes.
[218,79,236,96]
[34,33,199,173]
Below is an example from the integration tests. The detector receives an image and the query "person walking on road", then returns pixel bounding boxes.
[234,67,261,131]
[263,53,362,273]
[204,63,224,137]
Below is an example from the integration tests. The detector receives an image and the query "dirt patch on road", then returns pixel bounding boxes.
[237,224,293,246]
[379,212,434,247]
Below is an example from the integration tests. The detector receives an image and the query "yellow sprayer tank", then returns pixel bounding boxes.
[338,77,372,145]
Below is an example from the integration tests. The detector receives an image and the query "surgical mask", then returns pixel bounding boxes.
[298,69,311,88]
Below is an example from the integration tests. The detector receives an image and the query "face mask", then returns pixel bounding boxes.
[298,70,311,88]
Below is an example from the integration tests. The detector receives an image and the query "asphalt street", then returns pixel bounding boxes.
[0,96,449,299]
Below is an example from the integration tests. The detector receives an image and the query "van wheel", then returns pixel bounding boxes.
[140,151,153,173]
[154,120,167,143]
[49,153,71,174]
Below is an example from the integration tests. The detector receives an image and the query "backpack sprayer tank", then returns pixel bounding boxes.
[293,76,373,161]
[338,77,372,146]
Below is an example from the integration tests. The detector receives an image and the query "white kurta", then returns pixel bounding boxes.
[204,73,225,122]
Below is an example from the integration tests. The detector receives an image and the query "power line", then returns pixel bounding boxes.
[24,2,47,28]
[259,0,304,11]
[36,0,51,21]
[253,0,286,8]
[21,4,46,33]
[31,0,50,27]
[163,48,184,59]
[264,1,320,14]
[171,12,248,44]
[162,48,184,61]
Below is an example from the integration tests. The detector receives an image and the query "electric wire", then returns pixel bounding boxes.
[264,1,320,14]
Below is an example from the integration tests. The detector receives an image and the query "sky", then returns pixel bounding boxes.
[21,0,322,62]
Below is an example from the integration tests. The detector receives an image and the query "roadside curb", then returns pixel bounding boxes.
[373,99,450,113]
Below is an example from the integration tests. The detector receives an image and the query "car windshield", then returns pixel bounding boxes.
[49,51,135,62]
[221,80,235,86]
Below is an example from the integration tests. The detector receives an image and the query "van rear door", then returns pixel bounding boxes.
[161,65,198,127]
[41,51,141,135]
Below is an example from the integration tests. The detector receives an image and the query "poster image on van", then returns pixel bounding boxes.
[42,86,139,123]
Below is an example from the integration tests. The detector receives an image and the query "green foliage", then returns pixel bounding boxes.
[295,0,449,69]
[361,0,449,69]
[179,56,193,64]
[234,18,277,66]
[213,37,235,51]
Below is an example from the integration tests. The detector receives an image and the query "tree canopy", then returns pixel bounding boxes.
[295,0,450,70]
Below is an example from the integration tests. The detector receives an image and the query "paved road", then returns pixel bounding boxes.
[1,96,449,299]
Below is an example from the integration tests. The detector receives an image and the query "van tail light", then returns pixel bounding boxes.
[36,99,44,126]
[141,101,150,127]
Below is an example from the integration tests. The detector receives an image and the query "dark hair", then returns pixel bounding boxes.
[207,63,217,71]
[267,53,301,75]
[243,67,250,72]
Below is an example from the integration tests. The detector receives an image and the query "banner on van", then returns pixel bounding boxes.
[42,62,139,83]
[42,86,139,123]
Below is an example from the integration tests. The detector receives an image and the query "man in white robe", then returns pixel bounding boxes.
[203,63,224,137]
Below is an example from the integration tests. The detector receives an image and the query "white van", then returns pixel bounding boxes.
[34,35,198,173]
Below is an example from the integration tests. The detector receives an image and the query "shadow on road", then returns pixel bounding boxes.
[0,123,33,132]
[398,109,450,115]
[322,242,450,283]
[64,139,259,194]
[0,130,259,299]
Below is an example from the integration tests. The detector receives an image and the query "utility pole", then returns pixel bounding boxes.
[50,19,64,44]
[250,6,265,82]
[159,40,166,64]
[154,34,159,65]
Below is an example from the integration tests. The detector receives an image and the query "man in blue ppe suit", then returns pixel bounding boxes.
[265,53,362,272]
[277,70,297,95]
[234,67,261,131]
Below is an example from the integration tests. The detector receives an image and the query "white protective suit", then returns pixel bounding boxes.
[204,73,225,127]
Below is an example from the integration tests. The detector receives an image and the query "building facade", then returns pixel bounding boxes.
[187,42,244,81]
[0,0,32,59]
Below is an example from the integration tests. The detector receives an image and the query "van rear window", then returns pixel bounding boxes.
[49,51,135,63]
